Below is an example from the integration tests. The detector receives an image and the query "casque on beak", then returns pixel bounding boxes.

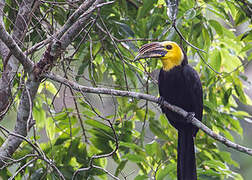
[134,42,167,61]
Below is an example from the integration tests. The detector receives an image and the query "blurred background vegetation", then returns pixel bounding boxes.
[0,0,252,179]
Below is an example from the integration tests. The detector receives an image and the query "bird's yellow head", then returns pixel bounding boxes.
[135,41,184,71]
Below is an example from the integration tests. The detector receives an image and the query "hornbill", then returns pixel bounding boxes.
[135,41,203,180]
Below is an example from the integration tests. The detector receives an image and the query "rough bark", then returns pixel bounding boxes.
[0,0,36,118]
[0,0,105,168]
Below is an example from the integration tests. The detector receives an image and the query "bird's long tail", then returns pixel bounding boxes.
[177,129,197,180]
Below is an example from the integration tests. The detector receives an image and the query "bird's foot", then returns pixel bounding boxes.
[185,112,195,123]
[158,97,165,108]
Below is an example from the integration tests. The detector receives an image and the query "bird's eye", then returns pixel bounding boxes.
[166,45,172,50]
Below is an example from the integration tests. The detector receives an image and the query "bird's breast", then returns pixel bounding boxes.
[158,67,187,105]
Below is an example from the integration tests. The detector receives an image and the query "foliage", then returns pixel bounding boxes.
[1,0,252,179]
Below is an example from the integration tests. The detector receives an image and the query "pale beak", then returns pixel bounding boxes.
[134,42,167,61]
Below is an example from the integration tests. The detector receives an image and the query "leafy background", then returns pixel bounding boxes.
[1,0,252,179]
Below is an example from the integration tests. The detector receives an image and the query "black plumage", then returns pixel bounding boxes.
[158,56,203,180]
[136,41,203,180]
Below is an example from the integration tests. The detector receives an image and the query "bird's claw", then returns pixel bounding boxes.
[185,112,195,123]
[158,97,165,108]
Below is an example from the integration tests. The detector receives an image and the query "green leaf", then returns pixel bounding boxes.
[85,119,112,133]
[239,44,252,53]
[33,101,46,129]
[203,159,227,170]
[46,117,56,140]
[221,49,241,71]
[122,153,145,163]
[114,21,135,37]
[218,151,239,168]
[209,19,223,36]
[235,11,246,26]
[184,9,196,20]
[54,136,70,146]
[204,100,217,112]
[120,141,143,151]
[137,0,155,19]
[222,88,232,106]
[149,118,169,140]
[145,141,162,160]
[234,84,246,104]
[241,30,252,42]
[157,0,165,6]
[156,163,176,180]
[222,129,234,141]
[134,175,149,180]
[209,86,217,106]
[90,136,113,153]
[115,160,128,176]
[76,60,89,81]
[43,81,58,95]
[30,168,44,180]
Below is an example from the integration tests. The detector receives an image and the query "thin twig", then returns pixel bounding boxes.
[166,1,222,75]
[98,14,130,91]
[69,88,88,143]
[72,90,119,179]
[25,85,34,131]
[0,125,41,155]
[197,51,221,74]
[92,165,120,180]
[173,24,206,53]
[8,158,38,180]
[0,154,38,170]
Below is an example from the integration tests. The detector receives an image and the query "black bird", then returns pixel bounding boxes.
[135,41,203,180]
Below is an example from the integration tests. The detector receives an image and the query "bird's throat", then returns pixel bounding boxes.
[161,58,183,71]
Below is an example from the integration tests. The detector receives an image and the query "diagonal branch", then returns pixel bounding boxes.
[33,0,107,77]
[45,73,252,156]
[0,24,34,71]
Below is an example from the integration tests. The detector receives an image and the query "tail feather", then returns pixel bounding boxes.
[177,129,197,180]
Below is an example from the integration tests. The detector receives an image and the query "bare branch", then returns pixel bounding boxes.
[55,0,97,40]
[0,0,112,169]
[0,125,65,179]
[93,165,120,180]
[72,90,119,179]
[0,74,40,167]
[9,158,38,180]
[45,73,252,156]
[0,154,38,170]
[0,19,34,71]
[69,87,88,142]
[0,0,36,117]
[98,14,130,90]
[25,0,106,56]
[0,0,9,59]
[59,0,106,50]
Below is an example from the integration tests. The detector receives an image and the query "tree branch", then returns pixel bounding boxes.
[0,0,37,116]
[0,16,34,72]
[59,0,105,50]
[0,0,8,59]
[0,0,112,168]
[45,73,252,156]
[0,125,65,179]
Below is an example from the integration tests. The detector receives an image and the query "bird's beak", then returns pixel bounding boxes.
[134,42,167,61]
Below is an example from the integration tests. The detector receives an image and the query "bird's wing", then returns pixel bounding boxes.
[183,65,203,122]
